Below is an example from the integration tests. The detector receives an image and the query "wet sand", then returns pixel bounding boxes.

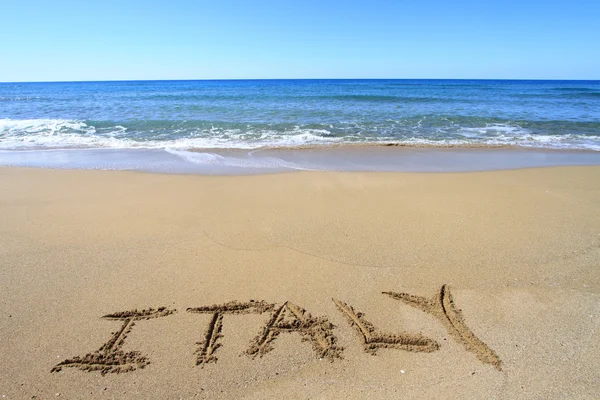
[2,146,600,175]
[1,166,599,399]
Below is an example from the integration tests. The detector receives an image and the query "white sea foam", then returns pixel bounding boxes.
[1,118,599,151]
[0,118,95,134]
[0,119,345,150]
[458,123,528,135]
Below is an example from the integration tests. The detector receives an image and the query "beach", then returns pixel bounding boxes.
[1,165,599,399]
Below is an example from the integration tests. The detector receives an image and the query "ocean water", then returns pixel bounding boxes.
[1,79,600,151]
[1,79,600,173]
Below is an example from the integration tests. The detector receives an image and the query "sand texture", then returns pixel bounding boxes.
[1,166,599,399]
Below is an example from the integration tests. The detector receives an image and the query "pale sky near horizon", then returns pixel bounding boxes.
[1,0,599,82]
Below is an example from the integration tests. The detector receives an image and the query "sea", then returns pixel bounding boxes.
[1,79,600,174]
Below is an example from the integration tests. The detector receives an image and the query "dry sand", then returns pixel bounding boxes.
[1,166,599,399]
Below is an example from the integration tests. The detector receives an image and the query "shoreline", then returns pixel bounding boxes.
[3,139,600,152]
[2,145,600,175]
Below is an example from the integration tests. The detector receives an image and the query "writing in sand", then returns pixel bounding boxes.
[51,285,502,376]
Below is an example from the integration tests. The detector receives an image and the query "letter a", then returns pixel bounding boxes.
[51,307,176,375]
[247,302,343,360]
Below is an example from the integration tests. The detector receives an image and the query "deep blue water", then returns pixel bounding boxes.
[1,79,599,150]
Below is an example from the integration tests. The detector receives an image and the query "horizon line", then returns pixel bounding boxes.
[2,77,600,84]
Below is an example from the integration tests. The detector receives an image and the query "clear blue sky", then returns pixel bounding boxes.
[1,0,599,81]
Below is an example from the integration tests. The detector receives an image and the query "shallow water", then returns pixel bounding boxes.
[2,147,599,175]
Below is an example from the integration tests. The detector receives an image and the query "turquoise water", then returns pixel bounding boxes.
[1,79,600,151]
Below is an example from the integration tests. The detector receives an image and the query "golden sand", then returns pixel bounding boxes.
[1,166,599,399]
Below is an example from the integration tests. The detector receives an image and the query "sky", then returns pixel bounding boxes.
[1,0,599,82]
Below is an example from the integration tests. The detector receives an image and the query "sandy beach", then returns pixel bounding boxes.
[1,166,599,399]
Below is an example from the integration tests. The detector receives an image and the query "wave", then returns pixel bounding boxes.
[117,90,600,106]
[0,96,42,102]
[550,87,600,92]
[110,93,457,103]
[0,118,344,150]
[1,118,599,151]
[560,92,600,99]
[312,95,452,103]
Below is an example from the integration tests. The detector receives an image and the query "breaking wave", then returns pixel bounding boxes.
[1,118,599,151]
